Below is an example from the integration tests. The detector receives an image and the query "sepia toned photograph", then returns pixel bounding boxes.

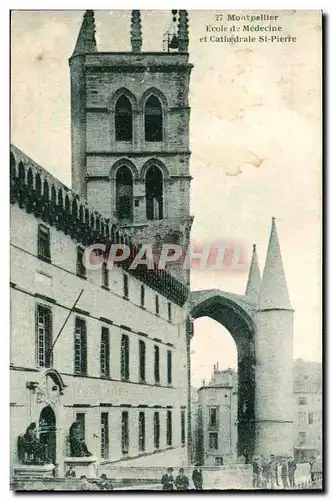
[10,9,322,491]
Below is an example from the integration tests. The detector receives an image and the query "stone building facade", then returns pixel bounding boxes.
[293,359,322,462]
[194,361,322,465]
[195,366,238,466]
[10,146,189,474]
[10,10,194,477]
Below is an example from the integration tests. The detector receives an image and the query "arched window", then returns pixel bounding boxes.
[115,95,133,141]
[116,166,133,221]
[144,96,163,142]
[145,165,163,220]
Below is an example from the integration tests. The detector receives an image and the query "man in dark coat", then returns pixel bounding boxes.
[161,467,175,490]
[175,468,189,491]
[288,457,297,487]
[65,465,76,478]
[192,464,203,490]
[98,473,114,490]
[281,459,289,489]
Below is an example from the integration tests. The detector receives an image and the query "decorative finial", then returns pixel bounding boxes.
[178,10,189,52]
[253,243,256,251]
[131,10,142,53]
[272,216,276,223]
[72,10,97,56]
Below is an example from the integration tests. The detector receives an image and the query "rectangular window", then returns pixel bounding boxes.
[209,432,219,450]
[155,295,159,315]
[167,350,172,385]
[181,410,186,446]
[76,246,86,278]
[139,340,146,382]
[38,224,51,261]
[123,273,129,298]
[209,407,219,427]
[298,396,307,405]
[154,412,160,449]
[168,302,172,322]
[299,432,306,444]
[121,334,130,381]
[166,410,172,446]
[121,411,129,454]
[154,345,160,384]
[308,412,314,425]
[140,285,145,307]
[76,413,86,441]
[74,317,87,374]
[102,263,109,288]
[36,304,52,368]
[138,412,145,452]
[299,411,306,425]
[100,327,110,377]
[36,305,53,368]
[100,412,109,459]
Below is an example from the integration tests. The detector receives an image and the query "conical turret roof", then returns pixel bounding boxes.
[245,244,261,303]
[258,218,292,311]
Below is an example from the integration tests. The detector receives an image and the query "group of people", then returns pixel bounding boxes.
[65,467,113,490]
[161,465,203,491]
[252,455,297,489]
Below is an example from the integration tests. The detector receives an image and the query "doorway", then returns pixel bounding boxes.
[39,406,56,465]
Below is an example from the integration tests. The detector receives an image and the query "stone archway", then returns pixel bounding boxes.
[189,289,257,462]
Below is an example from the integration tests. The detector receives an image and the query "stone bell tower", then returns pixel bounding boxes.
[69,10,193,285]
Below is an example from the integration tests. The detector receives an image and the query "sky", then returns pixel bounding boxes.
[11,10,322,387]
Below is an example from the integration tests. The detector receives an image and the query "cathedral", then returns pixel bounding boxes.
[10,10,295,483]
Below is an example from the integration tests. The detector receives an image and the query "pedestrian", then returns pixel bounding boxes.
[270,455,278,489]
[309,456,316,483]
[65,465,76,478]
[280,459,289,489]
[175,468,189,491]
[99,473,114,490]
[79,475,99,491]
[261,455,269,488]
[252,457,261,488]
[192,463,203,490]
[288,457,297,487]
[161,467,175,491]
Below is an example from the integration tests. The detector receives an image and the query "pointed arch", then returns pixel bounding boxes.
[115,95,133,141]
[72,198,78,220]
[144,95,163,142]
[58,188,64,209]
[10,152,16,177]
[141,158,170,181]
[115,165,133,222]
[35,173,42,197]
[51,184,57,205]
[18,161,25,182]
[110,158,139,182]
[140,88,167,143]
[109,88,137,143]
[27,168,34,192]
[145,165,164,220]
[43,179,49,200]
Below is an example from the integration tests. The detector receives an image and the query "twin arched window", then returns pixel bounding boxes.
[114,94,163,143]
[115,164,164,222]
